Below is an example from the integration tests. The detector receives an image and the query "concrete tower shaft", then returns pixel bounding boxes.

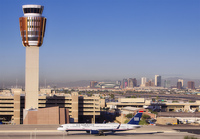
[25,47,39,109]
[19,5,46,110]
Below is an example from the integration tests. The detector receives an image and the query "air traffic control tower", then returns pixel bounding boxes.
[19,5,46,110]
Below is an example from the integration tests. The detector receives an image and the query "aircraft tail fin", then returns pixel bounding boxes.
[127,111,143,125]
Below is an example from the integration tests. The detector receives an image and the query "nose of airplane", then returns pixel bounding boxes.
[57,126,64,131]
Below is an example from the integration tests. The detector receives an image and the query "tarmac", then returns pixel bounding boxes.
[0,124,199,139]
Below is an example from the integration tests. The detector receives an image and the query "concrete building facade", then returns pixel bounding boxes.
[23,106,69,125]
[106,98,200,112]
[0,92,104,124]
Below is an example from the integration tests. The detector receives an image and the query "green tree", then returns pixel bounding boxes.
[184,136,197,139]
[149,109,158,115]
[139,119,148,125]
[156,96,159,101]
[124,119,129,124]
[125,113,134,118]
[131,95,136,98]
[142,114,150,120]
[110,94,115,99]
[138,114,150,125]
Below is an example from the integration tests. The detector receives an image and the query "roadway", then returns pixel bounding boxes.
[121,93,200,101]
[0,125,199,139]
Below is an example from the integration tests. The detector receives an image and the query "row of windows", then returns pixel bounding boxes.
[27,26,42,29]
[39,103,72,105]
[23,37,39,41]
[39,99,71,103]
[80,111,100,113]
[21,31,42,36]
[39,99,72,101]
[20,26,42,30]
[38,107,72,109]
[79,107,94,109]
[83,99,95,101]
[23,8,43,14]
[19,19,43,24]
[27,19,41,22]
[82,99,99,101]
[80,103,94,105]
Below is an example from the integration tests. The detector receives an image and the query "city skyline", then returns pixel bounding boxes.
[0,0,200,87]
[2,76,200,88]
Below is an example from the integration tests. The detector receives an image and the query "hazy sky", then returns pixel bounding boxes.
[0,0,200,87]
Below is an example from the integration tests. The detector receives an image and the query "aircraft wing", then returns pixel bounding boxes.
[98,128,127,132]
[91,124,126,134]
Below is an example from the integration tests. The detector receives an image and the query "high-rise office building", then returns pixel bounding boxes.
[141,77,147,87]
[187,81,195,89]
[177,82,182,89]
[116,80,121,86]
[19,5,46,109]
[155,75,161,87]
[90,81,98,88]
[122,79,128,88]
[178,79,184,88]
[145,80,154,87]
[128,78,137,88]
[133,78,137,87]
[164,80,166,88]
[164,80,171,88]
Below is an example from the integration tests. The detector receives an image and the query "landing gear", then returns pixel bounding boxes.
[98,131,106,136]
[112,131,116,134]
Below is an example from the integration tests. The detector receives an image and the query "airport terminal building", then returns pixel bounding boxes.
[1,89,200,125]
[106,97,200,112]
[0,89,105,125]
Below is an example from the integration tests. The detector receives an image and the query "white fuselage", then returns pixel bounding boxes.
[57,123,141,132]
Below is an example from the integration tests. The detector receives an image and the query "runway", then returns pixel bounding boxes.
[0,125,199,139]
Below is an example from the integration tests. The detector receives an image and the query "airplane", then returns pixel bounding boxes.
[57,111,143,136]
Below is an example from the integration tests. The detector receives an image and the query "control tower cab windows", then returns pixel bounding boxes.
[23,8,43,14]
